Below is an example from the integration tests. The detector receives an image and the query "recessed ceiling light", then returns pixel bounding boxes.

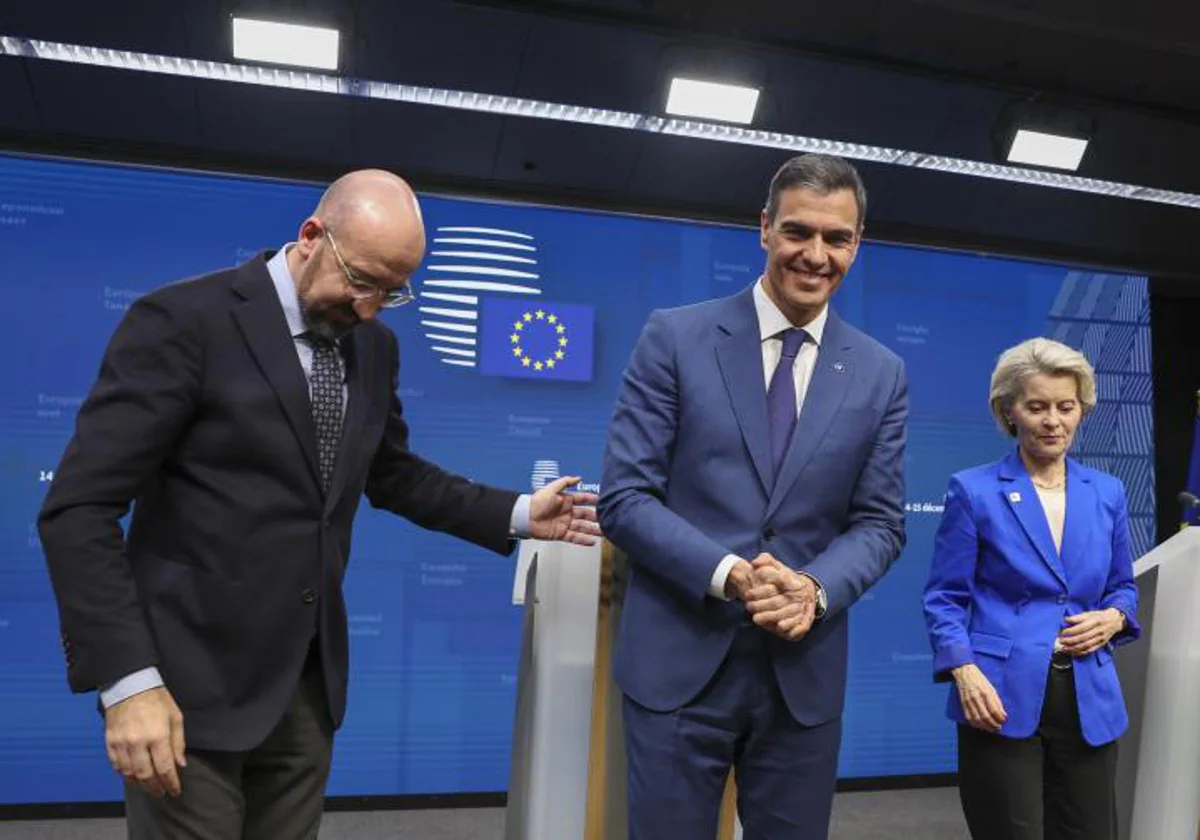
[231,17,339,71]
[665,77,759,125]
[1006,129,1089,171]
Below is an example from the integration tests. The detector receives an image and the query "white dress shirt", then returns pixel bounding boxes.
[708,278,828,605]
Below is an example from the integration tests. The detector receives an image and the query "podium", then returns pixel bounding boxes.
[1115,527,1200,840]
[505,539,740,840]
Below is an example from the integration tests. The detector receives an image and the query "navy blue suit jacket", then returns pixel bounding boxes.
[598,286,907,725]
[923,450,1141,745]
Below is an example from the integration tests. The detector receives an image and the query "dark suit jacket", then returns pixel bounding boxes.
[38,254,518,751]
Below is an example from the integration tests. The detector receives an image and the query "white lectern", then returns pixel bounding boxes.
[1126,527,1200,840]
[505,538,603,840]
[505,539,740,840]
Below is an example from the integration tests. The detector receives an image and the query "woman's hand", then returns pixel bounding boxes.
[1058,608,1126,657]
[952,664,1007,732]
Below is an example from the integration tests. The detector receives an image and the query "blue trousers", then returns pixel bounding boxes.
[623,625,842,840]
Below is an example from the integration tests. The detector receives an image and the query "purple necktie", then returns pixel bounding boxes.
[767,328,807,475]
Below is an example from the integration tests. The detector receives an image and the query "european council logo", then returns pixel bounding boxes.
[479,298,595,382]
[531,460,560,491]
[416,224,595,379]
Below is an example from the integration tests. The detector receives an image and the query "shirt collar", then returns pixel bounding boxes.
[266,244,308,340]
[752,276,828,346]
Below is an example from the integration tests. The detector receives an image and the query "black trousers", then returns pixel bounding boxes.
[124,656,334,840]
[957,664,1118,840]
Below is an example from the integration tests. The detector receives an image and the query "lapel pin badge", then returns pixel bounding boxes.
[1009,491,1021,503]
[832,361,846,373]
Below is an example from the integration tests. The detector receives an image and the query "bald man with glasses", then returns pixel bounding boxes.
[38,169,599,839]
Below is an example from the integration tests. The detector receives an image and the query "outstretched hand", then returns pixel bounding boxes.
[529,475,601,545]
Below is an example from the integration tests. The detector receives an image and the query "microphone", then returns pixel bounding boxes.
[1178,491,1200,510]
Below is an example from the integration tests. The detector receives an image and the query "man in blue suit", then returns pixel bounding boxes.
[598,154,908,840]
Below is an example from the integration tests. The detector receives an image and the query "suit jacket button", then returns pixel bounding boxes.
[301,588,318,605]
[762,527,775,540]
[1056,595,1067,605]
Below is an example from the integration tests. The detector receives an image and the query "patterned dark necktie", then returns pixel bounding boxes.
[766,328,807,475]
[307,334,344,491]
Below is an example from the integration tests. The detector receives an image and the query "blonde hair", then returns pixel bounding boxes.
[988,338,1097,437]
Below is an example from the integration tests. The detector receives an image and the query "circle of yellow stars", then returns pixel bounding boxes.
[510,308,569,372]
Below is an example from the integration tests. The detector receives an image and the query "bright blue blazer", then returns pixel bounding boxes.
[922,449,1141,746]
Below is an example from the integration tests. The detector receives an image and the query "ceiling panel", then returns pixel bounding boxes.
[1,0,189,54]
[513,17,670,113]
[26,61,200,146]
[503,0,1199,115]
[793,65,981,153]
[0,59,41,133]
[1086,110,1200,194]
[193,80,354,165]
[178,0,235,63]
[350,98,505,183]
[507,0,882,54]
[914,84,1015,162]
[863,162,1195,275]
[625,132,788,219]
[349,0,530,94]
[491,118,643,190]
[728,50,840,135]
[923,0,1200,59]
[865,1,1019,78]
[1008,27,1200,113]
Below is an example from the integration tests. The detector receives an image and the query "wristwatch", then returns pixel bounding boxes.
[801,572,828,619]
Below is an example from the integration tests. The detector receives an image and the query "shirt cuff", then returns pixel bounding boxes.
[510,494,532,538]
[709,554,743,600]
[799,571,828,618]
[100,667,164,709]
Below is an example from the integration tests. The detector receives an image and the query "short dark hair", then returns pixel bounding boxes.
[764,154,867,230]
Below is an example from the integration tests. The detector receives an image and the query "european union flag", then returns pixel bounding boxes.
[478,297,595,382]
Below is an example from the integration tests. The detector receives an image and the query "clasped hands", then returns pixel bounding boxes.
[1056,607,1125,657]
[953,607,1126,732]
[725,553,819,641]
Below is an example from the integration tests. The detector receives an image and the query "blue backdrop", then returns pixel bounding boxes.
[0,153,1154,803]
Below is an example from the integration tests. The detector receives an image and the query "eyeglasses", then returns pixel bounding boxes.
[323,228,416,308]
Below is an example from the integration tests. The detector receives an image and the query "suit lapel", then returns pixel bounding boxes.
[714,289,773,496]
[766,313,854,519]
[1058,458,1091,582]
[325,326,374,508]
[230,259,323,492]
[999,450,1067,587]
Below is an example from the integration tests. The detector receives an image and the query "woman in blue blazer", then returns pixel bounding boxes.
[923,338,1140,840]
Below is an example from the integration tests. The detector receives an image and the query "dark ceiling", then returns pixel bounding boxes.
[1,0,1198,275]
